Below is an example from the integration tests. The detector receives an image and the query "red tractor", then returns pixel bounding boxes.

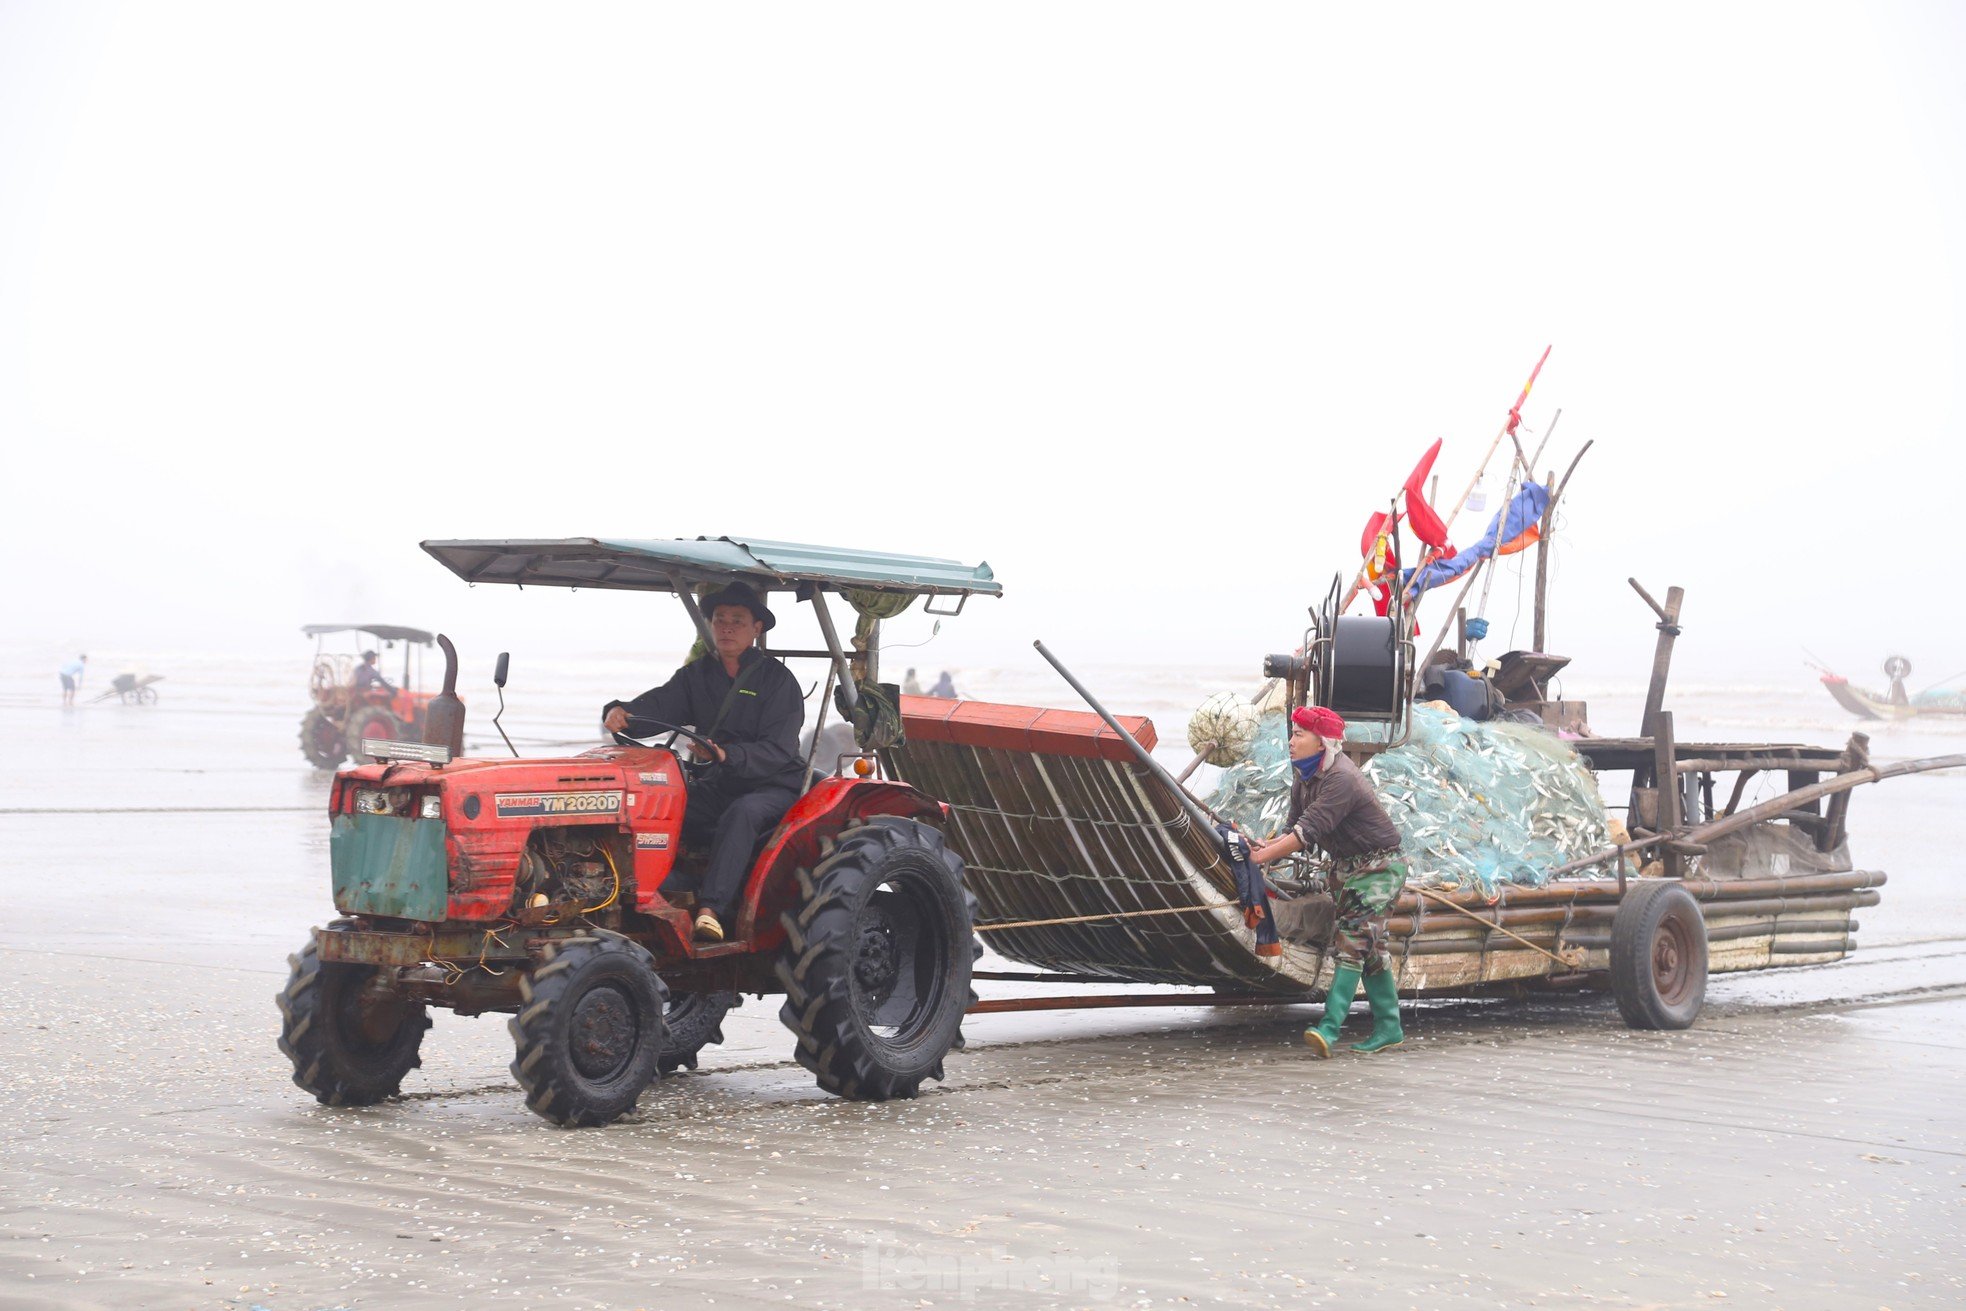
[298,624,441,769]
[277,536,1000,1127]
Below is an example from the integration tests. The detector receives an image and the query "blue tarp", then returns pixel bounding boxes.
[1405,480,1549,596]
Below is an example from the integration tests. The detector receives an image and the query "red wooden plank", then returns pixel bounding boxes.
[900,696,1156,762]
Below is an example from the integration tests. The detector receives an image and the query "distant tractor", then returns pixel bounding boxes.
[298,624,439,769]
[277,537,1000,1126]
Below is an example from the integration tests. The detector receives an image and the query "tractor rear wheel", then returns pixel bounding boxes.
[343,705,404,760]
[776,817,979,1101]
[299,709,347,769]
[659,990,736,1074]
[277,926,431,1106]
[508,933,668,1127]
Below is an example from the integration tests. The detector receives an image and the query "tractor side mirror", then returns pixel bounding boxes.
[494,652,510,688]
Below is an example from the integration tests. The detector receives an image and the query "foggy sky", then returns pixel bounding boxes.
[3,2,1962,691]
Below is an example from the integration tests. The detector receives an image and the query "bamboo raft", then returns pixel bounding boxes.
[885,696,1945,1005]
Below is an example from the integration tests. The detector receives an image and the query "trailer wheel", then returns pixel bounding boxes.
[277,927,431,1106]
[659,990,736,1074]
[343,705,404,758]
[508,935,668,1127]
[299,709,347,769]
[1610,881,1708,1029]
[776,817,979,1100]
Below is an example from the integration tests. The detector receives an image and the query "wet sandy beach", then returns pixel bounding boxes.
[3,670,1963,1309]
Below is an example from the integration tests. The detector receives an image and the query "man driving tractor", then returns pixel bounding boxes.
[352,650,396,695]
[601,583,805,944]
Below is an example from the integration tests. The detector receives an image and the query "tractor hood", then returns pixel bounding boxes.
[328,746,690,924]
[333,746,677,810]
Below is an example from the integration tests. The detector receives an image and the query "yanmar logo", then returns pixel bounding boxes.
[494,791,624,819]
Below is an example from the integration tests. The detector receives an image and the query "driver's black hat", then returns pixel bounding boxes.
[701,582,776,632]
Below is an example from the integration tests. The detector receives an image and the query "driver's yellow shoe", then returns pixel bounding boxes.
[692,909,725,943]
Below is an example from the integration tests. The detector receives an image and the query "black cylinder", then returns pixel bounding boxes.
[423,634,467,757]
[1262,652,1308,681]
[1321,616,1400,719]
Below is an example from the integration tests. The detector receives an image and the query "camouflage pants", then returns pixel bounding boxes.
[1332,851,1406,976]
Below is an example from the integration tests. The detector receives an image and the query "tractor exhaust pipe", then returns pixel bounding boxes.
[423,634,466,757]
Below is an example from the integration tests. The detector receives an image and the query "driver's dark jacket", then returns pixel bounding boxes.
[603,648,805,792]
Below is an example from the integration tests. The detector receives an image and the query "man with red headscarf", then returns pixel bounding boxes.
[1247,705,1408,1056]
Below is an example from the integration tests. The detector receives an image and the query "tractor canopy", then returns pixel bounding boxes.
[303,624,437,645]
[417,536,1000,603]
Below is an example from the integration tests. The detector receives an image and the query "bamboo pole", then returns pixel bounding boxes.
[1412,557,1491,681]
[1525,408,1562,481]
[1340,347,1553,613]
[1436,346,1552,548]
[1410,886,1580,967]
[1389,867,1888,912]
[1033,639,1225,837]
[1532,438,1593,653]
[1551,752,1966,876]
[967,993,1314,1015]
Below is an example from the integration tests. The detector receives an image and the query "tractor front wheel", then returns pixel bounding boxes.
[508,933,668,1127]
[299,709,347,769]
[776,817,978,1101]
[277,927,431,1106]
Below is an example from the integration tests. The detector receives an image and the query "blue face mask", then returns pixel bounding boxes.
[1293,752,1324,781]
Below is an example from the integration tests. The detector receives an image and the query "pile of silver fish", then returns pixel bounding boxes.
[1205,703,1616,893]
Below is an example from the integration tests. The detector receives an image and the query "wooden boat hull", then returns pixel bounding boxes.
[1821,675,1901,720]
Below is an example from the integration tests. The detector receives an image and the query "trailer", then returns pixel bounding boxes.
[881,693,1959,1028]
[880,570,1963,1031]
[91,673,164,705]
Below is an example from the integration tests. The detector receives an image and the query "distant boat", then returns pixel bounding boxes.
[1820,656,1966,721]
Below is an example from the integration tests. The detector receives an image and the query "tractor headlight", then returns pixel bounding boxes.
[354,789,390,815]
[419,795,443,820]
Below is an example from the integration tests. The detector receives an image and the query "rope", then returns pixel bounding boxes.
[946,801,1185,832]
[976,902,1243,933]
[1411,885,1575,968]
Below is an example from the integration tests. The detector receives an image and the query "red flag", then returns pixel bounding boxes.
[1402,439,1452,550]
[1359,511,1388,559]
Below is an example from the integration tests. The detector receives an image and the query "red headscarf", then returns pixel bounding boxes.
[1291,705,1346,741]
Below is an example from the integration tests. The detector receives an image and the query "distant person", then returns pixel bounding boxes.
[352,650,396,695]
[902,668,924,696]
[59,653,87,706]
[929,670,958,700]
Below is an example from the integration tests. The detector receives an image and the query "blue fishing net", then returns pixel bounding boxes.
[1205,703,1615,894]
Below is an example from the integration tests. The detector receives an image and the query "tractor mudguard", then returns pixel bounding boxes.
[723,778,943,949]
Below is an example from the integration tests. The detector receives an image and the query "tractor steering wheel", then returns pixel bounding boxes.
[611,719,721,765]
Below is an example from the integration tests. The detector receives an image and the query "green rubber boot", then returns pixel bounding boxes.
[1348,969,1405,1053]
[1304,965,1361,1058]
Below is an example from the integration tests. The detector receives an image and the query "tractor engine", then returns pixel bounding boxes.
[512,825,626,915]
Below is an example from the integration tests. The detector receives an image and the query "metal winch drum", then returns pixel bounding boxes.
[1319,615,1405,719]
[1264,573,1415,744]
